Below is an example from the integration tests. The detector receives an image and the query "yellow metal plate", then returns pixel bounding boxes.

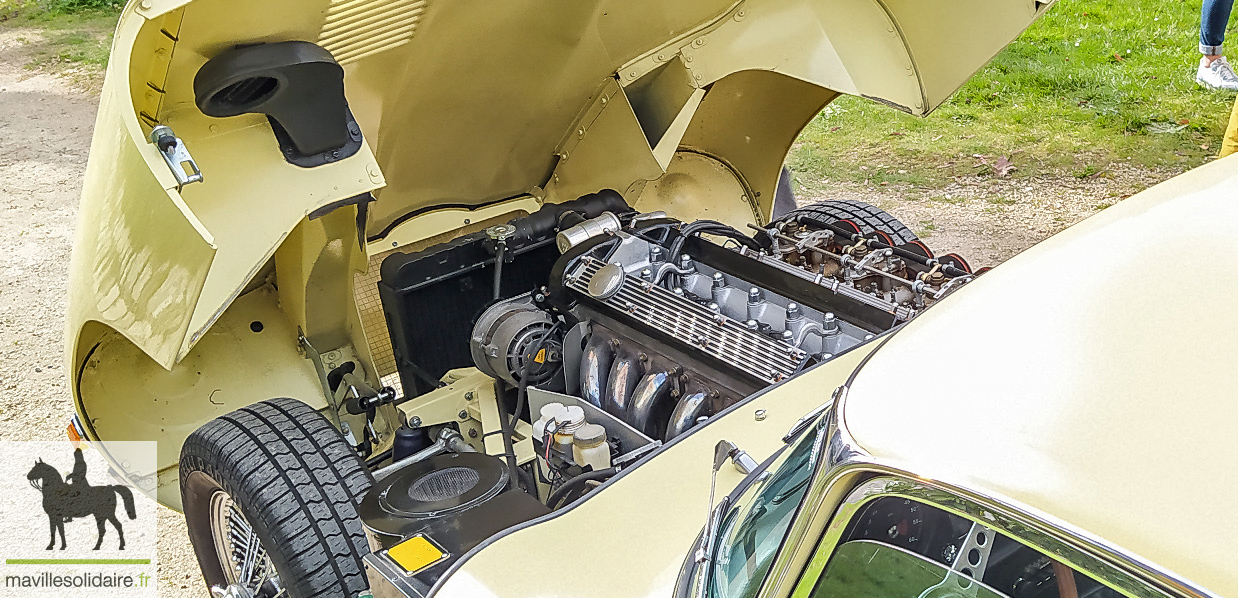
[387,535,447,574]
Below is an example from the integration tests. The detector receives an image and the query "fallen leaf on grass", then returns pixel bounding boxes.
[992,156,1016,177]
[973,155,1016,177]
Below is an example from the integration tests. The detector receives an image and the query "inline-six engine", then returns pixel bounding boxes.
[469,203,975,443]
[359,195,978,588]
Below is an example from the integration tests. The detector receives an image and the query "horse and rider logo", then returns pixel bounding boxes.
[25,448,137,551]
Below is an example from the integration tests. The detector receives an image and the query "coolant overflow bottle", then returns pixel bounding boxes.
[572,423,611,471]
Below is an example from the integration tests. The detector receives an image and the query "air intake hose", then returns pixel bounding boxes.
[508,189,630,242]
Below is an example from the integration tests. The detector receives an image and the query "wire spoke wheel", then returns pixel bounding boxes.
[208,490,284,598]
[181,399,374,598]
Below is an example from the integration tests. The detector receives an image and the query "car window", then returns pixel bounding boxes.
[808,496,1125,598]
[707,421,823,598]
[811,540,1006,598]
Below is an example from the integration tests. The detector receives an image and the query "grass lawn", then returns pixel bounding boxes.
[790,0,1236,194]
[0,0,119,88]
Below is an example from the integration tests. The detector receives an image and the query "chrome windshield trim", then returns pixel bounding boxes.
[758,382,1221,598]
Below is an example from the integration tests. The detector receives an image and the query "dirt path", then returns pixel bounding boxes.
[795,163,1184,267]
[0,27,206,598]
[0,21,1196,598]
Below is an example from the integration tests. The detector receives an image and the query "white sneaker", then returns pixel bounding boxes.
[1197,56,1238,91]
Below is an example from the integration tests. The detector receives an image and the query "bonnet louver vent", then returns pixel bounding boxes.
[318,0,427,65]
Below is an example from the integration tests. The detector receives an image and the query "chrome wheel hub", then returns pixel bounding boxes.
[208,490,284,598]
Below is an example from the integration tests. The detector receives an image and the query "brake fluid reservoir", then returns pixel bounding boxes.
[572,423,610,471]
[554,406,586,452]
[533,402,567,441]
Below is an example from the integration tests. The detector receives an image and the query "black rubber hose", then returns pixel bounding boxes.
[557,210,586,229]
[786,214,970,278]
[547,467,618,509]
[669,221,728,256]
[364,448,393,468]
[492,240,506,301]
[515,465,536,494]
[669,220,761,258]
[512,322,563,436]
[496,321,563,495]
[509,189,631,241]
[494,380,521,489]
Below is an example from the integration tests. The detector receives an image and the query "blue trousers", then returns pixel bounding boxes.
[1203,0,1235,55]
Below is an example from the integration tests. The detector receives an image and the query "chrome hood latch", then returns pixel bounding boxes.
[149,125,203,190]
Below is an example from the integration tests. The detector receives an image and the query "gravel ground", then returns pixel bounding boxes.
[0,27,206,598]
[796,163,1185,267]
[0,23,1193,598]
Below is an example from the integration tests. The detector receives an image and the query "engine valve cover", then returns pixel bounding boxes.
[566,256,807,384]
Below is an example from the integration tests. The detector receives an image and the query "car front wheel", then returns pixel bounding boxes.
[180,398,374,598]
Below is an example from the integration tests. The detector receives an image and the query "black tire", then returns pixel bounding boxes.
[781,199,919,245]
[771,166,798,221]
[180,399,373,598]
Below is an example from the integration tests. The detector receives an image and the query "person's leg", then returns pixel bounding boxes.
[1198,0,1238,89]
[1221,95,1238,158]
[1202,0,1235,65]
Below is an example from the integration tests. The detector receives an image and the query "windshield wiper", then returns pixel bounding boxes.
[781,386,844,443]
[693,440,759,598]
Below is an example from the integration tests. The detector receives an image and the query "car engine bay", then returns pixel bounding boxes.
[353,190,978,592]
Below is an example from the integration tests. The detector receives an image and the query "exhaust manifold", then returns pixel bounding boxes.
[578,331,713,441]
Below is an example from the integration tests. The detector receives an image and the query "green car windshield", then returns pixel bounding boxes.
[707,417,826,598]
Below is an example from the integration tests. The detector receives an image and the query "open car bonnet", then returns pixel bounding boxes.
[70,0,1051,368]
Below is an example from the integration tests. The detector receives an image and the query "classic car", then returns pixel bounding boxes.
[67,1,1238,598]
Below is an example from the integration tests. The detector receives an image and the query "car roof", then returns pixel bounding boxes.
[842,156,1238,598]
